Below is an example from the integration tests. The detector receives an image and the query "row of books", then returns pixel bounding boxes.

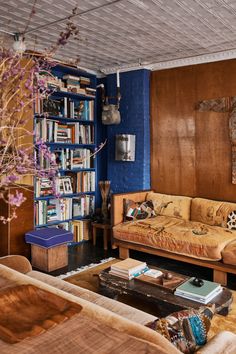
[35,198,72,225]
[36,72,95,97]
[63,74,91,88]
[35,176,76,198]
[62,74,96,98]
[72,220,91,242]
[35,195,95,226]
[73,195,95,217]
[35,171,95,198]
[37,148,93,170]
[66,171,95,193]
[36,118,94,144]
[35,97,94,121]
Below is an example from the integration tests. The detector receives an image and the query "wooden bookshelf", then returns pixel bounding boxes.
[34,64,97,240]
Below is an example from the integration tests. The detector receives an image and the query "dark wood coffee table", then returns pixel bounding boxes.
[99,266,233,317]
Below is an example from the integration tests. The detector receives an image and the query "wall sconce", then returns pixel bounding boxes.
[115,134,135,161]
[98,70,121,125]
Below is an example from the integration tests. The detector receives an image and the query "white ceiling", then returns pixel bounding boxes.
[1,0,236,74]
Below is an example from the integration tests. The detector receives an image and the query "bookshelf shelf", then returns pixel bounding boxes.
[36,216,91,228]
[34,64,97,236]
[51,90,95,101]
[35,115,94,124]
[59,168,95,173]
[35,191,95,201]
[46,142,96,149]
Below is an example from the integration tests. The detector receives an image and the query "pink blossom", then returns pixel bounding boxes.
[8,191,26,207]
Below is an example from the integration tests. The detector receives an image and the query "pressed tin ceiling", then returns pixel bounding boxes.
[1,0,236,73]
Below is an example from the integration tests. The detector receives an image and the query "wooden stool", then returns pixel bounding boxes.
[31,244,68,272]
[25,228,73,272]
[92,222,111,250]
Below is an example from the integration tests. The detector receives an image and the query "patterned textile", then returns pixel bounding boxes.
[195,96,236,184]
[191,197,236,228]
[146,192,192,220]
[227,211,236,230]
[123,199,156,221]
[195,97,235,113]
[146,306,215,353]
[113,215,236,260]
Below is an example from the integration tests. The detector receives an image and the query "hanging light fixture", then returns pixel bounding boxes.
[13,33,26,53]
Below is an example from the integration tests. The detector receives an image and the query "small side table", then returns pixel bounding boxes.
[92,222,111,250]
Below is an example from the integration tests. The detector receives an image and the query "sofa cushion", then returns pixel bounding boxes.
[146,192,192,220]
[191,198,236,228]
[124,199,156,221]
[146,306,214,353]
[113,216,236,260]
[25,228,73,248]
[227,211,236,230]
[222,240,236,265]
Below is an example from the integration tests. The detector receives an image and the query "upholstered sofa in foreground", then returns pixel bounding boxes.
[0,255,235,354]
[112,191,236,285]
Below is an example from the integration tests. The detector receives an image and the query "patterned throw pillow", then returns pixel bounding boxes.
[123,199,156,221]
[227,211,236,230]
[146,306,214,354]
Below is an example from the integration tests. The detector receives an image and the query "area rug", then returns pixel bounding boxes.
[64,258,120,292]
[62,259,236,339]
[58,257,116,280]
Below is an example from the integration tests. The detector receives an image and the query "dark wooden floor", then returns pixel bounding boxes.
[52,237,236,290]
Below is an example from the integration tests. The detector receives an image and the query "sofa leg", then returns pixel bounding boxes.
[119,247,129,259]
[213,269,227,286]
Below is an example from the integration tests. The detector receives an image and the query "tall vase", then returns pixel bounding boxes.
[99,181,111,222]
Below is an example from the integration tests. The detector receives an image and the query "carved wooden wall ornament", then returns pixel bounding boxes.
[196,97,236,184]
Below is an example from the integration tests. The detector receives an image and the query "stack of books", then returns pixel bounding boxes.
[174,277,222,304]
[109,258,148,280]
[72,220,91,242]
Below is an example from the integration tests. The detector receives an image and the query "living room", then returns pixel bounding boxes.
[1,0,236,353]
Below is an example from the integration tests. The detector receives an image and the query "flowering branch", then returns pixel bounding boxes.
[0,5,107,223]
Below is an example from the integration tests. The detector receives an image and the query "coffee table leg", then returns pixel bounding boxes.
[100,285,119,300]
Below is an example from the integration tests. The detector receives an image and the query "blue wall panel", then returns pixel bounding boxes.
[105,69,150,194]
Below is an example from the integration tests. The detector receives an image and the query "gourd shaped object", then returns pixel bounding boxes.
[102,104,121,125]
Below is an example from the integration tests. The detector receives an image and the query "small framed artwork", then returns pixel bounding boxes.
[62,178,73,194]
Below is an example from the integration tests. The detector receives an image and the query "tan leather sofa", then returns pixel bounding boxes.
[0,255,235,353]
[112,191,236,285]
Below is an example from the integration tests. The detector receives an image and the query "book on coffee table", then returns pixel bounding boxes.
[109,258,148,279]
[175,277,222,304]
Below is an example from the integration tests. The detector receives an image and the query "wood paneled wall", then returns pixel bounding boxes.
[150,59,236,202]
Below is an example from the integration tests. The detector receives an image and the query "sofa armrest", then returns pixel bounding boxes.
[196,331,236,354]
[112,190,151,226]
[0,255,32,274]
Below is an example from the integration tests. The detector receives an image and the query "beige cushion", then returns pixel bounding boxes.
[191,198,236,228]
[222,240,236,265]
[113,216,236,260]
[146,192,192,220]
